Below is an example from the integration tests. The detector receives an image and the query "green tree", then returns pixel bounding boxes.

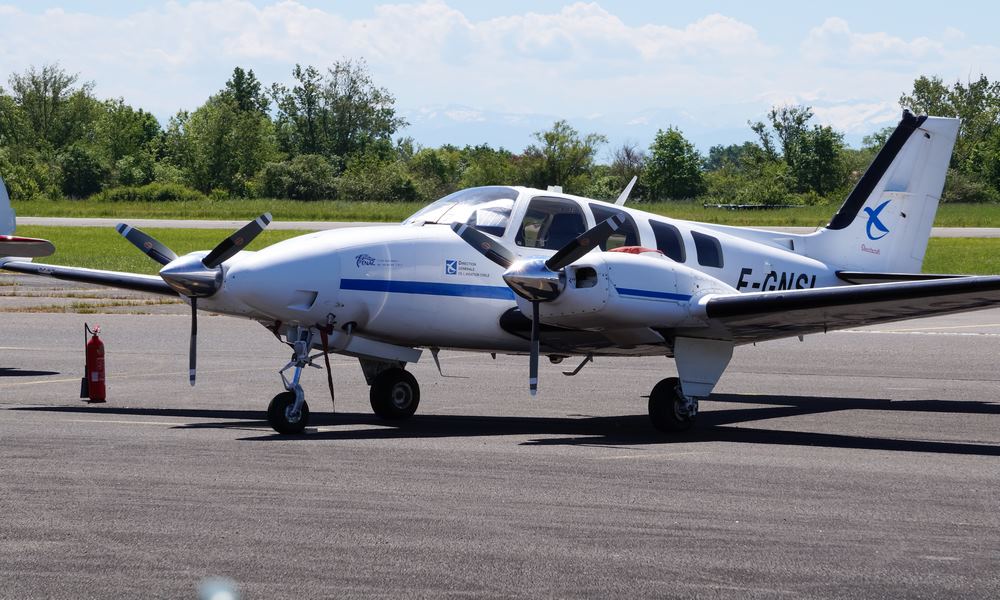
[271,60,407,162]
[58,143,108,197]
[7,64,100,150]
[458,144,516,188]
[520,120,606,193]
[645,127,705,200]
[222,67,269,114]
[749,105,847,196]
[257,154,337,200]
[170,95,277,196]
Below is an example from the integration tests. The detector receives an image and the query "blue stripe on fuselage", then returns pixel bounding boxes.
[615,287,692,302]
[340,278,516,300]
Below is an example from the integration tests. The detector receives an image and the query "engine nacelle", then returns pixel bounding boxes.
[523,250,735,331]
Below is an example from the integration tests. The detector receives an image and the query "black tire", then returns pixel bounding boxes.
[369,368,420,420]
[267,391,309,434]
[648,377,694,433]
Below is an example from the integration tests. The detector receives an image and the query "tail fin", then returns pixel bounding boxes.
[803,111,959,274]
[0,176,13,236]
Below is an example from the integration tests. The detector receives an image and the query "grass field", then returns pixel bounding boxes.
[12,197,1000,227]
[11,225,1000,276]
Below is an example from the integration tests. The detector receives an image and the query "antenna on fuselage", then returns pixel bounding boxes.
[614,176,638,206]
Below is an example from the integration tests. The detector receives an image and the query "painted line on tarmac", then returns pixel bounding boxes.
[0,367,264,388]
[65,418,181,426]
[874,322,1000,332]
[842,329,1000,337]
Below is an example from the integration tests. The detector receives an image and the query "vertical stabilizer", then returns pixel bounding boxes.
[803,111,959,273]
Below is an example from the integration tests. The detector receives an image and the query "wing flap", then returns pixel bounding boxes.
[835,271,965,285]
[701,276,1000,344]
[1,260,178,296]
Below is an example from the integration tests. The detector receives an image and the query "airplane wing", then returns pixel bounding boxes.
[1,259,178,296]
[690,276,1000,344]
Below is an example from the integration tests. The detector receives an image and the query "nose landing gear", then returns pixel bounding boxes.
[268,327,322,434]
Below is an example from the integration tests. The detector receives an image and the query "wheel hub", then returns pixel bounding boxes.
[390,382,412,409]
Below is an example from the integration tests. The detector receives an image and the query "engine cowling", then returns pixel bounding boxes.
[524,249,735,331]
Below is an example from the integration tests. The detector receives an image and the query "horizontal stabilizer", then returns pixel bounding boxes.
[0,235,55,258]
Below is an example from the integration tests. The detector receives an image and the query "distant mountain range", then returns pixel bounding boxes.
[399,103,891,158]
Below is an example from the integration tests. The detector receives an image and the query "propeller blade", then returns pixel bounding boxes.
[202,213,272,269]
[189,297,197,386]
[529,301,540,397]
[545,213,628,271]
[115,223,178,266]
[450,223,516,269]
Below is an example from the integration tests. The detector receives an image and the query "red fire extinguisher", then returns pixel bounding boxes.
[80,323,106,403]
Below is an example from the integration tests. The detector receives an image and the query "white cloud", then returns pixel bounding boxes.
[1,2,999,148]
[802,17,945,65]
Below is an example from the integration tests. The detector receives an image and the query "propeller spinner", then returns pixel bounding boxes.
[116,214,272,385]
[452,213,626,396]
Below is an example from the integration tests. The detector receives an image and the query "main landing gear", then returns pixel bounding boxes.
[265,326,423,435]
[648,377,697,432]
[647,337,735,434]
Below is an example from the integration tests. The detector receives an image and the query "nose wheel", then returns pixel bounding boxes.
[267,391,310,434]
[370,368,420,420]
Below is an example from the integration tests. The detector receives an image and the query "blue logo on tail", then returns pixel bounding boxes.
[864,200,891,241]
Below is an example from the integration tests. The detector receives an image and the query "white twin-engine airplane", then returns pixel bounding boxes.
[4,110,1000,435]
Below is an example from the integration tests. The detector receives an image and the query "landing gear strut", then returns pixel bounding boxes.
[648,377,697,432]
[268,327,320,434]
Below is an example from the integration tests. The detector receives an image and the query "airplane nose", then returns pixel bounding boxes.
[225,249,339,322]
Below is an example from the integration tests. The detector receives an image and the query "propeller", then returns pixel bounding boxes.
[116,213,272,385]
[451,213,626,396]
[114,224,178,265]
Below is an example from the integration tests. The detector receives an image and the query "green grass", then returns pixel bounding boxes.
[12,225,1000,276]
[14,226,311,274]
[11,197,1000,227]
[13,198,425,222]
[922,238,1000,275]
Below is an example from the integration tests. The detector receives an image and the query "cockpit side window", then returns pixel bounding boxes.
[403,186,518,237]
[589,204,638,250]
[515,196,588,250]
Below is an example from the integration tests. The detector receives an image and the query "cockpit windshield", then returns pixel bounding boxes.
[403,186,519,237]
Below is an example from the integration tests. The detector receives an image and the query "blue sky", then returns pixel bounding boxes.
[1,1,996,155]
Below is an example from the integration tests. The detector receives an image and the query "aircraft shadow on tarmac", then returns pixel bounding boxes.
[1,367,59,377]
[13,393,1000,456]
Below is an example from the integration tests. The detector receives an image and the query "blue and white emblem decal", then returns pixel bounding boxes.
[444,259,458,275]
[863,200,891,241]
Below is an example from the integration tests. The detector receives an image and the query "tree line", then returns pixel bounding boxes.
[1,62,998,205]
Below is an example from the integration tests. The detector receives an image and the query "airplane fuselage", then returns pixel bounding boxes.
[216,187,842,356]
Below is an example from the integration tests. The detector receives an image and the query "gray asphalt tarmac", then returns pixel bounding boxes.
[17,216,1000,236]
[1,288,999,598]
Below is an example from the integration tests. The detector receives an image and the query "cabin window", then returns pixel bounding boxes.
[692,231,723,268]
[515,197,588,250]
[589,204,639,250]
[650,221,686,262]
